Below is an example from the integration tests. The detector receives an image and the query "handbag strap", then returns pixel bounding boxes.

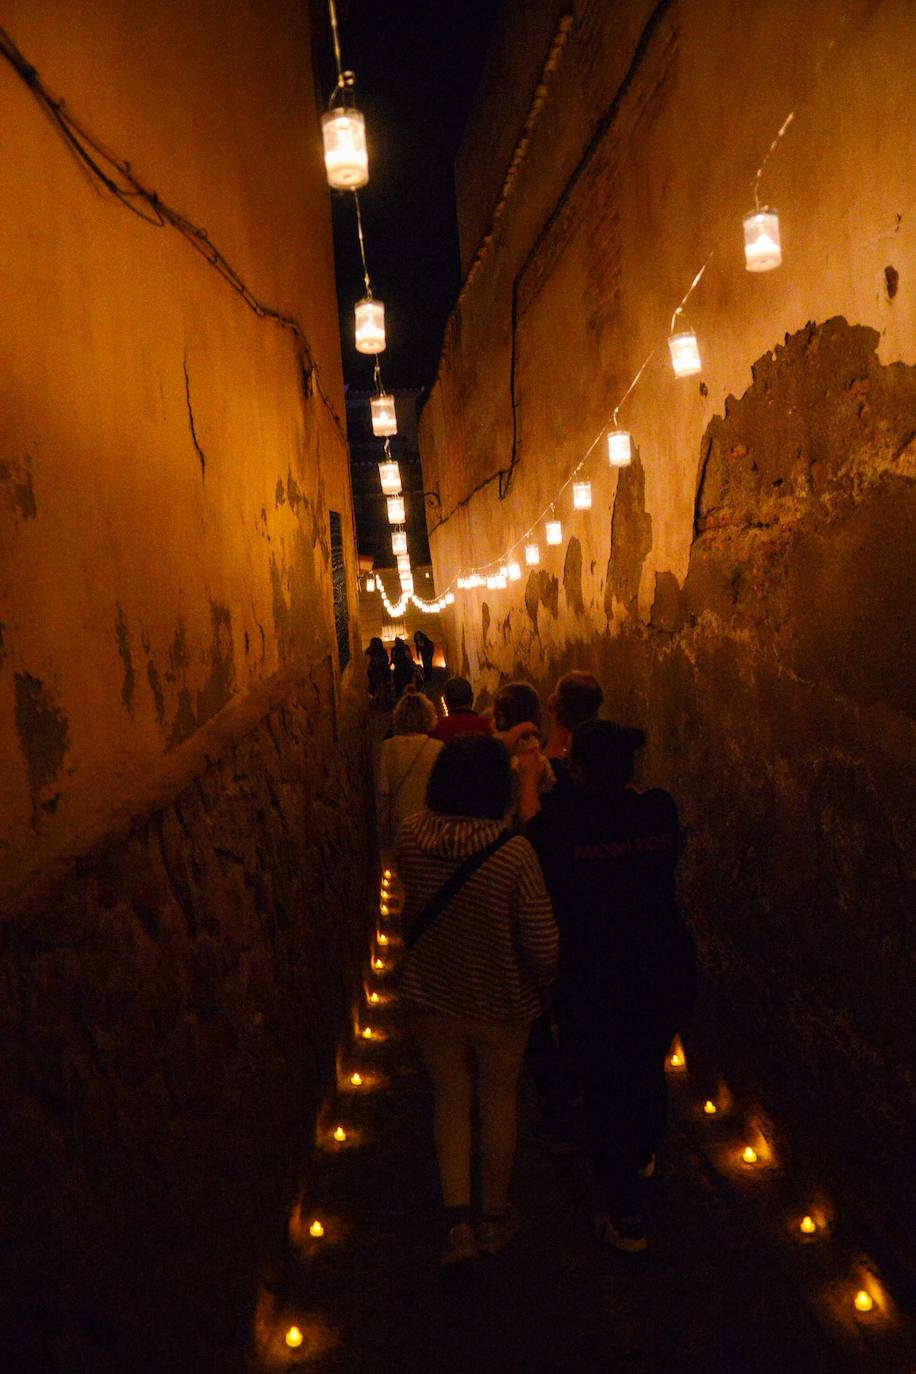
[406,831,512,951]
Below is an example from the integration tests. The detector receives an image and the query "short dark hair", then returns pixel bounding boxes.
[570,720,646,792]
[426,734,511,819]
[493,680,541,732]
[554,671,603,728]
[443,675,473,709]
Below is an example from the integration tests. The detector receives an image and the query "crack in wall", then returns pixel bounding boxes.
[182,352,206,481]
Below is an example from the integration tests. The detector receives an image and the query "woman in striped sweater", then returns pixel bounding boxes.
[397,734,558,1269]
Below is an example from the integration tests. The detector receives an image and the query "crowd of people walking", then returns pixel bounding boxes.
[371,658,697,1272]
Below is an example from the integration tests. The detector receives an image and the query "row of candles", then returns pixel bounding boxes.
[666,1039,887,1322]
[283,865,400,1354]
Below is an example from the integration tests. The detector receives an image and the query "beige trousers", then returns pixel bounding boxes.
[411,1006,532,1214]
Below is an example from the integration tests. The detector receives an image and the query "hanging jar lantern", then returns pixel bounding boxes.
[507,561,522,581]
[400,572,414,593]
[444,591,456,605]
[743,208,782,272]
[668,329,702,378]
[607,429,632,467]
[572,480,592,510]
[391,529,407,556]
[525,543,540,566]
[370,393,397,436]
[378,461,402,495]
[396,554,411,574]
[355,296,386,354]
[545,519,562,546]
[386,495,406,524]
[321,107,369,189]
[365,576,376,592]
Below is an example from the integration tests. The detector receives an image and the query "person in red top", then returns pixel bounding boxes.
[430,676,494,743]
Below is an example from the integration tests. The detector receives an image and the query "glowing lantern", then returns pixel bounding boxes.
[525,543,540,566]
[285,1324,305,1349]
[333,1124,347,1142]
[396,554,411,574]
[668,330,702,377]
[400,573,414,593]
[355,296,386,354]
[321,108,368,189]
[379,461,402,495]
[391,530,407,556]
[854,1290,873,1313]
[445,591,455,604]
[703,1100,717,1115]
[350,1071,363,1086]
[545,520,562,546]
[607,429,632,467]
[386,495,406,524]
[309,1219,325,1238]
[572,481,592,510]
[485,574,507,590]
[800,1216,816,1234]
[507,561,522,581]
[366,577,376,592]
[743,208,782,272]
[371,393,397,436]
[741,1146,758,1164]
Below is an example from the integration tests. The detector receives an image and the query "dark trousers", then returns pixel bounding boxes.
[577,1013,679,1218]
[525,975,580,1135]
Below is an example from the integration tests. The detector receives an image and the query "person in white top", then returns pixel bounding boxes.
[376,688,442,850]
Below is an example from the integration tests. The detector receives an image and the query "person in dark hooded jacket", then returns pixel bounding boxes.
[521,720,695,1254]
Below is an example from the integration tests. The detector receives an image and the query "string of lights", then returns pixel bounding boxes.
[0,25,349,446]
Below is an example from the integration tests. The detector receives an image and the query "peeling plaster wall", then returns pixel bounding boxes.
[0,2,374,1367]
[421,0,916,1254]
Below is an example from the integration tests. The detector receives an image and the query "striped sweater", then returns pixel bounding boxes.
[396,811,558,1022]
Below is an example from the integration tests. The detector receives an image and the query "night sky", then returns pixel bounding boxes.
[314,0,501,392]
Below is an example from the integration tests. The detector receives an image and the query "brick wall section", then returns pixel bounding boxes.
[0,669,374,1374]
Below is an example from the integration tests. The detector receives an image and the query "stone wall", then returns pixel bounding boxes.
[421,0,916,1260]
[0,2,375,1367]
[1,667,373,1372]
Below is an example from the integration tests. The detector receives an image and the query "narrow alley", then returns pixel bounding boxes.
[1,0,914,1371]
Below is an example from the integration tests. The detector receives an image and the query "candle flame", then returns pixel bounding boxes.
[703,1100,717,1114]
[742,1146,758,1164]
[285,1326,304,1348]
[362,1027,374,1039]
[670,1052,684,1068]
[800,1215,816,1234]
[350,1072,362,1086]
[369,992,380,1004]
[378,932,390,946]
[333,1125,346,1142]
[380,904,390,916]
[309,1219,324,1238]
[854,1290,873,1313]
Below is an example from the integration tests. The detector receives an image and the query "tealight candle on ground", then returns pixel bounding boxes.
[362,1026,375,1040]
[800,1215,817,1234]
[350,1071,363,1086]
[372,958,386,972]
[854,1290,874,1313]
[309,1219,325,1238]
[383,868,392,879]
[286,1325,304,1348]
[369,992,380,1004]
[741,1146,758,1164]
[380,904,390,916]
[669,1050,685,1070]
[377,932,390,946]
[703,1099,717,1115]
[333,1125,347,1142]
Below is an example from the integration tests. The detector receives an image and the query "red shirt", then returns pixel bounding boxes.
[430,709,494,743]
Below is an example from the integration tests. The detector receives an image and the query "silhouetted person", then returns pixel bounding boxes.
[543,670,604,796]
[492,680,554,818]
[365,636,392,706]
[521,721,695,1253]
[391,637,418,699]
[376,689,440,852]
[431,676,494,743]
[398,734,557,1270]
[414,630,435,684]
